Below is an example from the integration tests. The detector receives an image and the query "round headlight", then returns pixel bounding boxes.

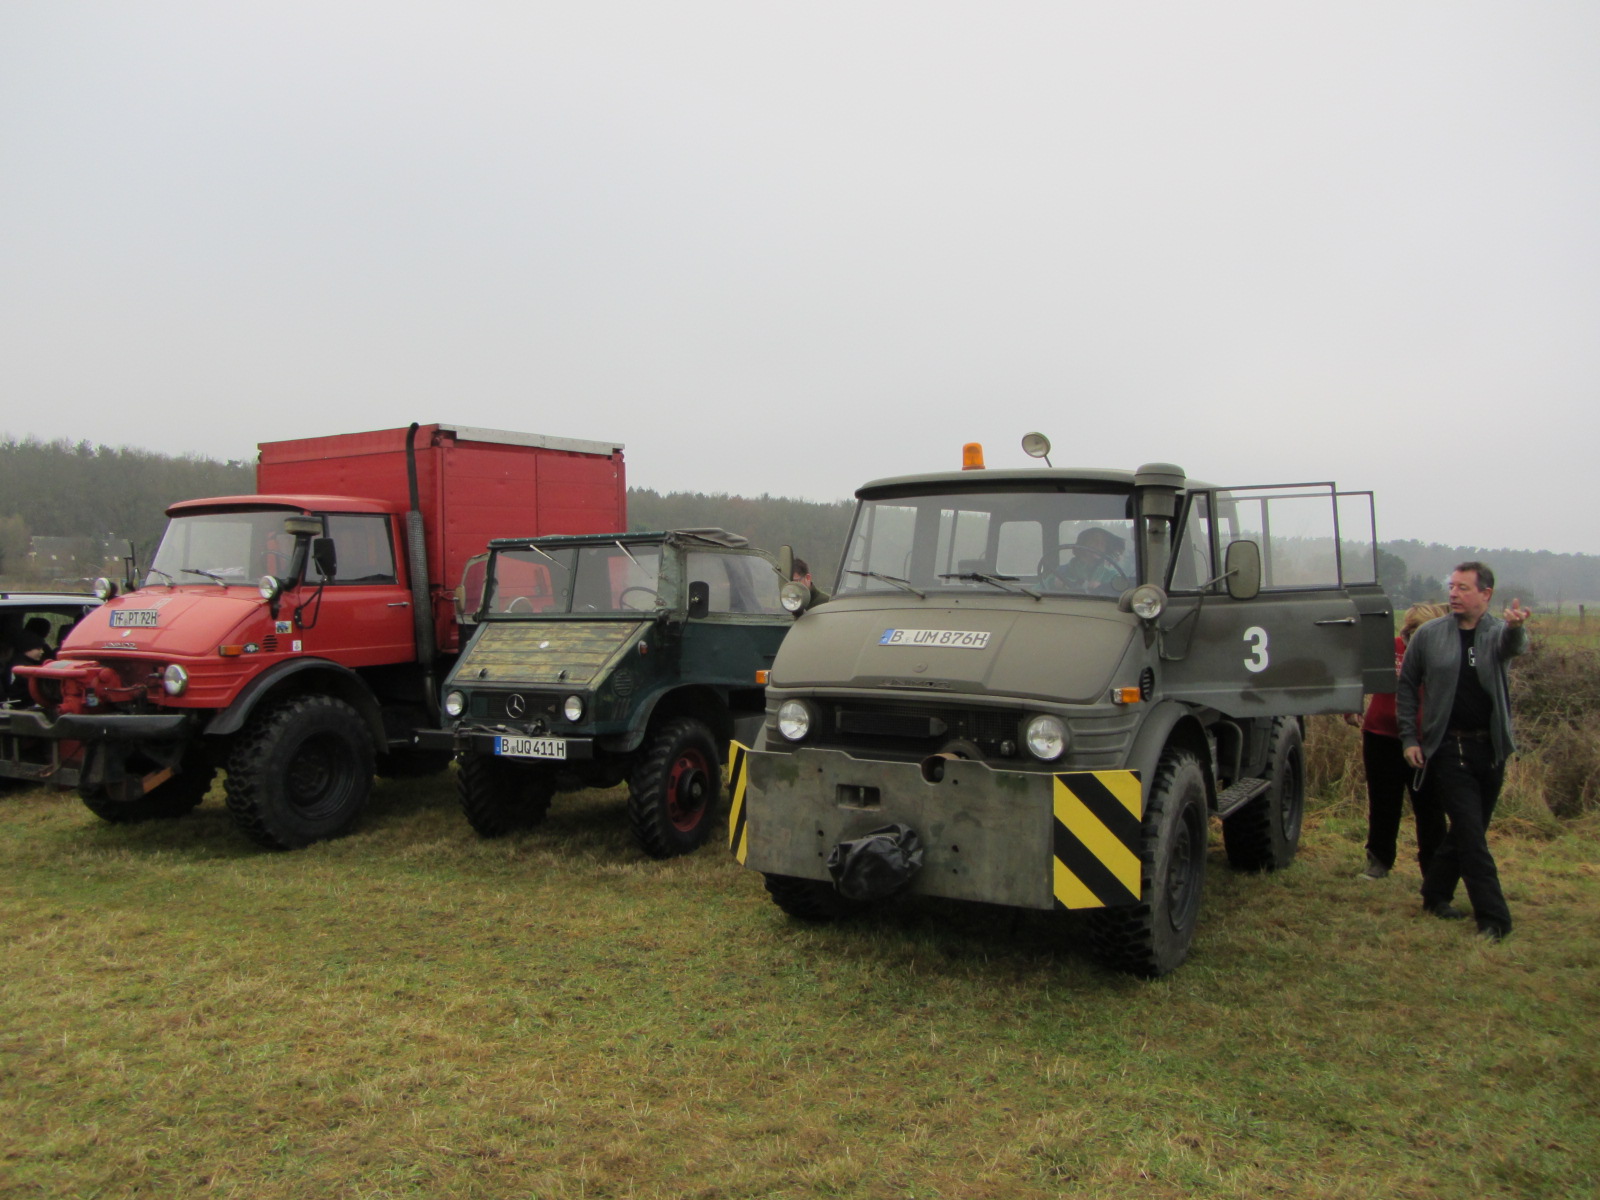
[93,577,118,601]
[776,699,813,741]
[443,691,466,718]
[779,581,809,614]
[161,664,189,696]
[1024,714,1068,761]
[258,574,283,601]
[1129,584,1167,621]
[563,695,585,722]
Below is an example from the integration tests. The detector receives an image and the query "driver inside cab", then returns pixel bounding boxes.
[1043,527,1126,595]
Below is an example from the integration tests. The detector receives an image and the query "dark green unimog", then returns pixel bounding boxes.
[432,529,793,857]
[730,439,1393,975]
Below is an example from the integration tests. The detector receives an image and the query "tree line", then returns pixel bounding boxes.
[1,435,1594,605]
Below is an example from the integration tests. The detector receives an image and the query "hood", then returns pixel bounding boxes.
[772,598,1135,704]
[59,588,270,660]
[454,619,650,686]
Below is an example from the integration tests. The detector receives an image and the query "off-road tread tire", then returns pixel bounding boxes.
[457,754,554,838]
[1087,748,1208,978]
[79,762,217,824]
[627,717,721,859]
[763,872,865,922]
[224,695,374,850]
[1222,718,1305,872]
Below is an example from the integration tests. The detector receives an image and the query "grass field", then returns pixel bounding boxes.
[3,768,1597,1200]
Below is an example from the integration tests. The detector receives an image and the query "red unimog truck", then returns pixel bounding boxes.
[1,423,625,848]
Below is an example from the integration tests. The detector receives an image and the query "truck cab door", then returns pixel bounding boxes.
[1158,483,1385,719]
[293,513,416,666]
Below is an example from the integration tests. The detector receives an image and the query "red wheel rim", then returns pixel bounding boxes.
[665,747,711,832]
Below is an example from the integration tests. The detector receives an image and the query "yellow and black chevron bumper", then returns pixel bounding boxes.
[727,739,752,864]
[1050,770,1143,909]
[731,743,1144,912]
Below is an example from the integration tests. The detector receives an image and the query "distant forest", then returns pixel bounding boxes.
[1,435,1596,605]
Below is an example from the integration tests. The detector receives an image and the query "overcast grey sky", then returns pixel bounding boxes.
[3,2,1596,554]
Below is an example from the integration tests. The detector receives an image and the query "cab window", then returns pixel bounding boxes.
[687,551,784,615]
[324,515,397,585]
[1213,485,1342,590]
[1169,494,1214,593]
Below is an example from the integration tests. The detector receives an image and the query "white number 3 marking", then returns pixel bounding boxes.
[1243,626,1269,673]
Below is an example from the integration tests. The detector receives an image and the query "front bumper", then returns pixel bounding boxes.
[0,708,194,743]
[729,743,1145,912]
[420,726,597,760]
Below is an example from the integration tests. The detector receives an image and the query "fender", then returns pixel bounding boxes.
[594,682,729,757]
[205,657,388,749]
[1125,699,1213,803]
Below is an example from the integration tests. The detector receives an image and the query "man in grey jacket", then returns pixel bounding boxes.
[1397,561,1530,940]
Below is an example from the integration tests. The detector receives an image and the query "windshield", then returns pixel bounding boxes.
[148,512,300,585]
[486,544,663,615]
[838,489,1137,598]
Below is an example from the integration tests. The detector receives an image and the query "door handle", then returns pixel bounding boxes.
[1314,616,1357,626]
[387,601,410,608]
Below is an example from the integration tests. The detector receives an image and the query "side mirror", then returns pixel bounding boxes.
[687,580,710,620]
[312,537,338,581]
[1225,540,1261,601]
[776,545,794,582]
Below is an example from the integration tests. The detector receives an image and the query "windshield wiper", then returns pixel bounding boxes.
[845,569,926,599]
[938,571,1041,601]
[181,568,230,587]
[145,567,176,587]
[524,545,569,572]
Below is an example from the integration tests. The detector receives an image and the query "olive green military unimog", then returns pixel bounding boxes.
[730,440,1393,976]
[429,529,793,858]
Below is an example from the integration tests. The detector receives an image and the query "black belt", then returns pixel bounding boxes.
[1445,728,1489,741]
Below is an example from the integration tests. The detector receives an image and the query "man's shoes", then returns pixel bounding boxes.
[1477,924,1510,942]
[1424,901,1468,920]
[1358,853,1390,880]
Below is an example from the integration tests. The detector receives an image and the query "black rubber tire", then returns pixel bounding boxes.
[79,761,217,824]
[627,717,720,859]
[1222,718,1305,872]
[457,753,555,837]
[375,748,454,779]
[224,696,374,850]
[763,872,865,922]
[1088,748,1209,978]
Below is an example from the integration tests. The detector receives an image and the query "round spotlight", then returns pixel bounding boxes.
[1129,584,1167,621]
[563,695,585,722]
[443,691,466,718]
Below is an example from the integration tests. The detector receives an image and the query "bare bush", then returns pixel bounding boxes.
[1304,714,1364,813]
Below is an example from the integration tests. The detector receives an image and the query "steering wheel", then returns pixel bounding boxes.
[619,586,659,611]
[506,595,538,613]
[1041,545,1131,591]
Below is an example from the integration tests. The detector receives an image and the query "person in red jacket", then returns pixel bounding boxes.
[1345,602,1449,879]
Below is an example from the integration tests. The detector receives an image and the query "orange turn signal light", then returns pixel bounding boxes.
[1112,686,1142,705]
[962,442,985,470]
[755,670,770,685]
[218,645,244,657]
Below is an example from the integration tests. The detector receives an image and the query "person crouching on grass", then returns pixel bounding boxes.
[1397,562,1531,941]
[1345,602,1450,880]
